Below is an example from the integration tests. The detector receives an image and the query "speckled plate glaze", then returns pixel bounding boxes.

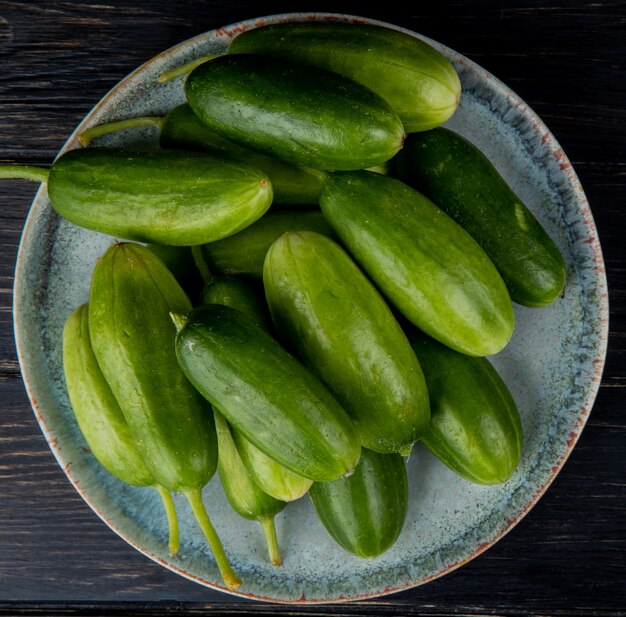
[14,12,608,604]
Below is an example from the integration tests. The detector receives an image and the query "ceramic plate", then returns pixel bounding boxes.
[13,12,608,604]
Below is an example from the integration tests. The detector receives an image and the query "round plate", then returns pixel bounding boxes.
[13,12,608,604]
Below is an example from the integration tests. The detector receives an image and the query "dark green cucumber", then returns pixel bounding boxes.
[79,104,324,206]
[191,261,312,502]
[185,54,405,171]
[392,128,566,307]
[145,244,202,298]
[228,22,461,132]
[63,304,180,556]
[199,275,271,331]
[173,304,361,482]
[320,171,515,357]
[264,231,430,455]
[213,409,285,565]
[408,332,522,484]
[201,210,335,280]
[309,448,408,558]
[88,243,240,590]
[0,148,272,246]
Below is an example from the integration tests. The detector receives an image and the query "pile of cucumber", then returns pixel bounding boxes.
[2,21,567,591]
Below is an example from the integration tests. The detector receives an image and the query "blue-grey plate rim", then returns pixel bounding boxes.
[13,12,609,604]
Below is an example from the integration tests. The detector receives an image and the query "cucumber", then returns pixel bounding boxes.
[185,54,405,171]
[88,242,240,590]
[173,304,361,482]
[161,104,325,205]
[190,256,312,501]
[392,128,567,307]
[201,210,336,280]
[408,332,522,484]
[320,171,515,357]
[231,431,313,502]
[145,244,201,297]
[199,275,271,331]
[62,303,180,556]
[228,22,461,132]
[264,231,430,455]
[213,409,285,566]
[35,148,270,246]
[309,448,408,558]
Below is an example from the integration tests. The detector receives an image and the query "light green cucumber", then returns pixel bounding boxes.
[320,171,515,357]
[214,409,285,565]
[63,303,179,556]
[228,22,461,132]
[88,242,240,590]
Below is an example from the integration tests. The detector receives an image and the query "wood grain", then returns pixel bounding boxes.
[0,1,624,615]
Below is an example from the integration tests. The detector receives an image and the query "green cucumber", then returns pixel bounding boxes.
[0,148,272,246]
[264,231,430,455]
[231,431,313,502]
[173,304,361,482]
[145,244,201,298]
[320,171,515,357]
[228,22,461,132]
[201,210,335,280]
[392,127,567,307]
[185,54,405,171]
[79,104,324,206]
[191,252,312,501]
[62,304,180,556]
[88,243,240,590]
[213,409,285,565]
[309,448,408,558]
[408,332,522,484]
[199,275,270,331]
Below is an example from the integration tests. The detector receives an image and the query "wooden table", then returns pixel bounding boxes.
[0,2,624,615]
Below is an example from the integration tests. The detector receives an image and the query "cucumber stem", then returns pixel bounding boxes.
[191,245,214,286]
[169,312,188,334]
[79,116,165,147]
[184,487,241,591]
[0,165,49,183]
[158,53,219,83]
[155,484,180,556]
[260,517,282,567]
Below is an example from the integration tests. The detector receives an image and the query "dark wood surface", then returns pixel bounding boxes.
[0,1,624,615]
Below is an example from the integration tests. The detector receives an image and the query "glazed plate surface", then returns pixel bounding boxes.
[13,13,608,603]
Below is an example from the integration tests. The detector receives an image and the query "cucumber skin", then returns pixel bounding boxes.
[231,430,313,502]
[409,332,522,484]
[392,128,567,307]
[203,275,312,501]
[264,231,430,454]
[174,304,361,483]
[185,54,405,172]
[213,410,286,521]
[201,210,336,280]
[88,243,217,492]
[47,148,272,246]
[161,104,324,206]
[145,244,201,298]
[62,304,153,487]
[320,171,515,357]
[228,22,461,133]
[309,448,408,558]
